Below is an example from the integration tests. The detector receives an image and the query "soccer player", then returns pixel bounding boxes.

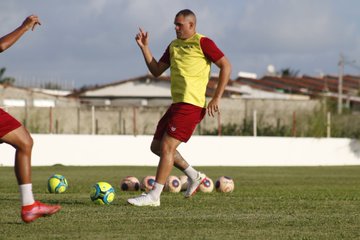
[0,15,61,223]
[128,9,231,206]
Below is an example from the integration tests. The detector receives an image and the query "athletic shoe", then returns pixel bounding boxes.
[184,172,207,198]
[21,201,61,223]
[127,193,160,207]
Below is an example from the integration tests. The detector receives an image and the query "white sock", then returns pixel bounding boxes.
[148,182,164,200]
[19,184,35,206]
[184,166,198,180]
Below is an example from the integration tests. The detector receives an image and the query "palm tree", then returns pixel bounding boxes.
[0,67,15,85]
[279,68,300,77]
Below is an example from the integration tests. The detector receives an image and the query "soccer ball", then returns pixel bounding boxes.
[215,176,234,193]
[47,174,68,193]
[140,176,156,193]
[178,175,188,191]
[90,182,115,205]
[164,175,181,193]
[199,177,214,193]
[120,176,140,191]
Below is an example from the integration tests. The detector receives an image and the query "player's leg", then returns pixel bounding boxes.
[128,133,181,206]
[150,103,207,197]
[155,134,205,198]
[151,138,189,171]
[1,125,61,223]
[1,126,33,185]
[154,133,182,184]
[151,138,203,191]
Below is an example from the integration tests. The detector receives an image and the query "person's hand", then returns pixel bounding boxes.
[22,15,41,31]
[207,97,220,117]
[135,28,149,49]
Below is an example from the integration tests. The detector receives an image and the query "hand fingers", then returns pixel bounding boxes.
[207,105,219,118]
[139,27,146,36]
[136,27,147,39]
[31,22,41,31]
[26,15,41,31]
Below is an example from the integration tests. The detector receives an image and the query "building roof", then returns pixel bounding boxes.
[69,74,172,99]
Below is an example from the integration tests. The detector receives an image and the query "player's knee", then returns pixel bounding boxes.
[17,134,33,151]
[160,141,176,156]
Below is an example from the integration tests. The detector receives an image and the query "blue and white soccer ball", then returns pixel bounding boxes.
[47,174,68,193]
[90,182,115,205]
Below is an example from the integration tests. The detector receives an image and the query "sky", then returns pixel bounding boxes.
[0,0,360,89]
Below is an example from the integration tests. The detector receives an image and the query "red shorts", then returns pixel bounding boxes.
[154,102,206,142]
[0,108,22,138]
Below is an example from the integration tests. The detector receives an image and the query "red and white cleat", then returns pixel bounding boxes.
[21,201,61,223]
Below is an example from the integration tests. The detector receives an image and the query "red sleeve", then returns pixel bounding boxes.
[159,45,170,65]
[200,37,224,63]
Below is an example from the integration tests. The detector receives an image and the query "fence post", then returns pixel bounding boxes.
[91,106,95,135]
[217,111,222,136]
[55,119,59,134]
[327,111,331,138]
[77,107,80,134]
[253,110,257,137]
[49,107,53,134]
[133,107,137,136]
[118,110,122,134]
[292,112,296,137]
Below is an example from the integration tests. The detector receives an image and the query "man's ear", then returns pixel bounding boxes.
[189,21,195,29]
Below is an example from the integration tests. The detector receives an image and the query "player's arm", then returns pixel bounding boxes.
[207,56,231,117]
[201,37,232,117]
[0,15,41,53]
[135,28,169,77]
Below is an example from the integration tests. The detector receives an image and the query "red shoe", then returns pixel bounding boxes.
[21,201,61,223]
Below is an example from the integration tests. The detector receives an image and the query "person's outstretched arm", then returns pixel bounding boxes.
[135,28,169,77]
[0,15,41,53]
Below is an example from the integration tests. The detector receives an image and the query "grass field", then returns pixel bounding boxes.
[0,165,360,240]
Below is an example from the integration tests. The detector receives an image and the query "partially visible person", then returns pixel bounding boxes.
[0,15,61,223]
[128,9,231,206]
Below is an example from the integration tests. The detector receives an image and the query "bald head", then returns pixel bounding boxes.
[174,9,197,39]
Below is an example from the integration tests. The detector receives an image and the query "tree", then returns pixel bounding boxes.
[279,68,300,77]
[0,67,15,85]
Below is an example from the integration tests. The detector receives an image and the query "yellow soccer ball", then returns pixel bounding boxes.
[47,174,68,193]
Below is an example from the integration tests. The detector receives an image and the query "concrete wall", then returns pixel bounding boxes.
[3,98,320,134]
[1,134,359,166]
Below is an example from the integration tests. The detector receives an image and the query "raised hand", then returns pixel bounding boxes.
[22,15,41,31]
[135,28,149,49]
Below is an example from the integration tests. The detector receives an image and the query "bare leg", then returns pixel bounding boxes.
[1,126,33,184]
[152,133,182,185]
[151,138,189,172]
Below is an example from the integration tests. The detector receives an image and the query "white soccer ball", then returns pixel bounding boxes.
[140,175,156,193]
[178,175,188,191]
[120,176,140,191]
[199,177,214,193]
[215,176,234,193]
[164,175,181,193]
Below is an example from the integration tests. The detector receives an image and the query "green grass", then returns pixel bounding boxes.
[0,166,360,240]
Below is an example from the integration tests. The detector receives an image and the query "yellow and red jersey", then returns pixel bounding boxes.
[160,33,224,107]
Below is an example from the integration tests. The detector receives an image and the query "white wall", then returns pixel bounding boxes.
[1,134,359,166]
